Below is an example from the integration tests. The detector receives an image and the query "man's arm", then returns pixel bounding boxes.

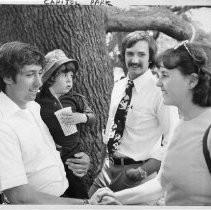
[140,158,161,175]
[125,158,161,182]
[91,178,163,205]
[114,177,163,205]
[141,99,178,176]
[4,184,85,205]
[147,96,179,162]
[155,97,179,154]
[5,184,118,205]
[126,96,179,182]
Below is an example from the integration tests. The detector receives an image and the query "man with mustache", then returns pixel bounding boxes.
[89,31,179,197]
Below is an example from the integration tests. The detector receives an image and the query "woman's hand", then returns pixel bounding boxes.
[89,187,122,205]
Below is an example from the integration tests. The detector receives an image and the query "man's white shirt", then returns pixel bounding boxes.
[0,91,68,196]
[104,70,179,161]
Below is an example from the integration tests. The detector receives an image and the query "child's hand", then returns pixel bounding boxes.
[62,112,87,125]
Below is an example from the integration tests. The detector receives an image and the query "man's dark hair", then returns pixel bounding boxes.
[0,41,45,92]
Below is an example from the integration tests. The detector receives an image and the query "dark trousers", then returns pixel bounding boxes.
[0,193,9,204]
[0,193,3,204]
[62,163,88,199]
[60,145,89,199]
[89,158,155,197]
[88,158,143,197]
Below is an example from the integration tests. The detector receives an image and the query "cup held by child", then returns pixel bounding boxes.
[54,107,78,136]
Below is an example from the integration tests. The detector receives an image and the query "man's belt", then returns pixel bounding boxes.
[109,156,147,166]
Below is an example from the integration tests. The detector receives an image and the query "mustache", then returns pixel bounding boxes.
[128,62,143,68]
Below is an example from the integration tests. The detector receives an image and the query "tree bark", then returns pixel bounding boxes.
[104,6,194,40]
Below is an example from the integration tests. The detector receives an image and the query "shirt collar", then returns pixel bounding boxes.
[127,70,153,93]
[0,91,38,118]
[0,91,21,118]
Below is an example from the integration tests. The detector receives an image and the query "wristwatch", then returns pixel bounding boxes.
[83,199,90,205]
[138,167,148,179]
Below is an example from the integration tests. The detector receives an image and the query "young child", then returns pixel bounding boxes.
[36,49,96,199]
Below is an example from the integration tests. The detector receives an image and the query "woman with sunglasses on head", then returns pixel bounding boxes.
[95,41,211,206]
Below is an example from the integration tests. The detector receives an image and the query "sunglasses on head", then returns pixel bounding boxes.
[174,40,211,76]
[174,40,201,74]
[174,40,192,56]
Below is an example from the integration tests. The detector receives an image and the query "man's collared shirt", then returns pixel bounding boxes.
[104,70,179,161]
[0,91,68,196]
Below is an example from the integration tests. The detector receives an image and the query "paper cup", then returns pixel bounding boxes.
[54,107,78,136]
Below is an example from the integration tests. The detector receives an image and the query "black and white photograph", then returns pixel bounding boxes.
[0,0,211,209]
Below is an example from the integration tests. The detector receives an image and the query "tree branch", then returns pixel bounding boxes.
[104,6,193,41]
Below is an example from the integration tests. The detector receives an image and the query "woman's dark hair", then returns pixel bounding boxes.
[156,42,211,107]
[0,41,45,92]
[120,31,157,70]
[42,62,75,89]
